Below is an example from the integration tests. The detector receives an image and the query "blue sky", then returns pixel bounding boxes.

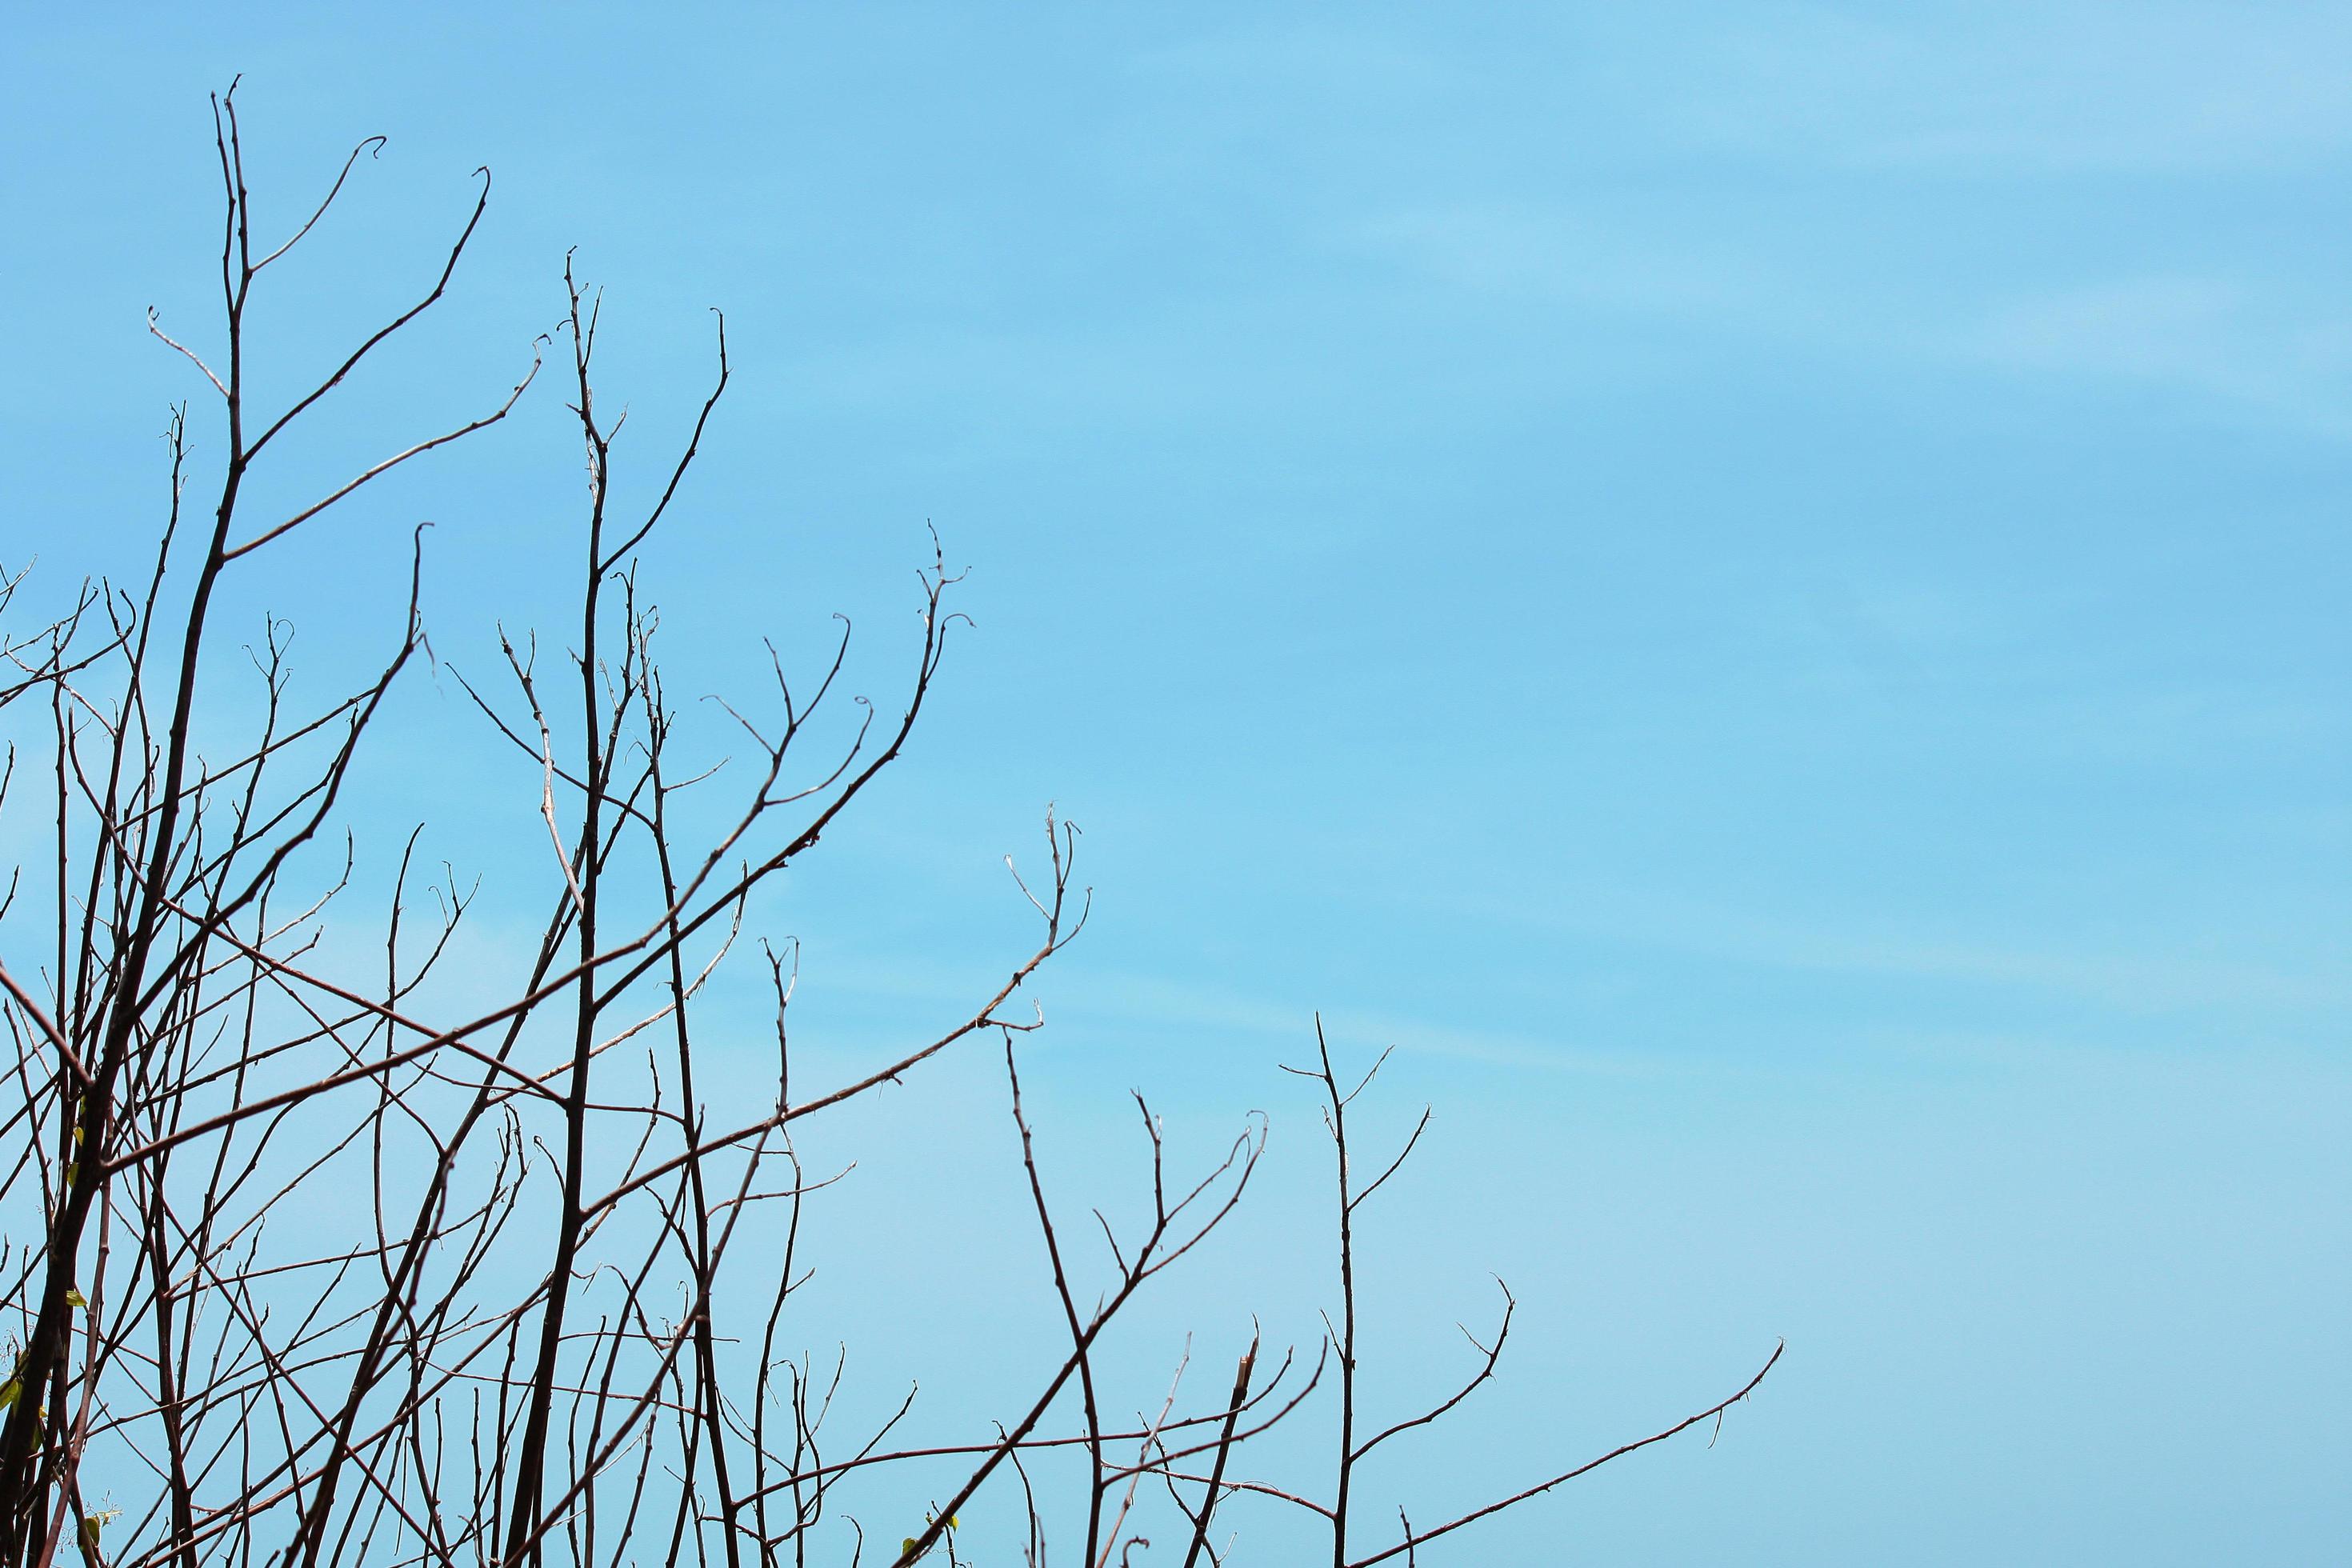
[7,3,2349,1562]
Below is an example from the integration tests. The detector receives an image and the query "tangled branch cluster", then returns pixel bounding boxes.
[0,86,1775,1568]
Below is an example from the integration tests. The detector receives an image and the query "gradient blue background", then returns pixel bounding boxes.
[6,4,2347,1561]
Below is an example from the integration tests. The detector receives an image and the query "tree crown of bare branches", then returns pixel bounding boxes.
[0,86,1775,1568]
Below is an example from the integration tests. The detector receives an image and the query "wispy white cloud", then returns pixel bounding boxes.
[1643,2,2352,176]
[1356,199,2352,435]
[1498,882,2352,1016]
[1037,966,1696,1078]
[1136,6,2352,180]
[1356,204,1763,318]
[1960,275,2352,435]
[1226,6,2352,434]
[1131,16,1460,98]
[787,885,2350,1096]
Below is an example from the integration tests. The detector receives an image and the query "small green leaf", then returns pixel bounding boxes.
[82,1514,102,1544]
[901,1540,917,1558]
[64,1288,86,1310]
[0,1381,18,1410]
[946,1515,958,1530]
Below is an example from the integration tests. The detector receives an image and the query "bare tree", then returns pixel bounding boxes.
[0,86,1778,1568]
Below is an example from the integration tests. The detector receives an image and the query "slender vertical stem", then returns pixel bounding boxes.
[502,266,611,1568]
[1318,1018,1359,1568]
[1179,1341,1257,1568]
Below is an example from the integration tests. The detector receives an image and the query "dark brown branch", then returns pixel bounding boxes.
[1346,1342,1785,1568]
[1178,1339,1256,1568]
